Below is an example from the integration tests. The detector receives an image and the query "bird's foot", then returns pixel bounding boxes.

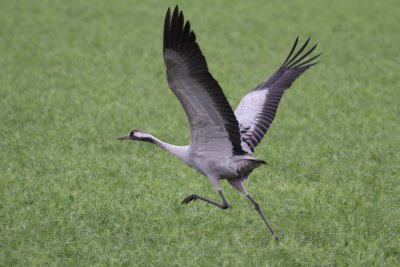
[181,194,198,205]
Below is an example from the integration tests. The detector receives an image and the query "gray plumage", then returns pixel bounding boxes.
[118,6,321,241]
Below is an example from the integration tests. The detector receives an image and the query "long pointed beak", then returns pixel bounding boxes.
[117,135,130,140]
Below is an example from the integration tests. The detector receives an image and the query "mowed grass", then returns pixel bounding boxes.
[1,0,399,265]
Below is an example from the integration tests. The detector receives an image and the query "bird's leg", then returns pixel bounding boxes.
[181,190,229,209]
[227,179,279,241]
[246,194,279,242]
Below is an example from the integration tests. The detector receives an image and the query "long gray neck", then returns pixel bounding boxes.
[141,133,189,162]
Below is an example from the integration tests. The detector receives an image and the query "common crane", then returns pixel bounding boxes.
[118,6,321,241]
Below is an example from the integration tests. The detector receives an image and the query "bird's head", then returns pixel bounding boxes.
[117,128,149,141]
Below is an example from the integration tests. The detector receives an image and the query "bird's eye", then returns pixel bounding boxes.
[129,131,134,137]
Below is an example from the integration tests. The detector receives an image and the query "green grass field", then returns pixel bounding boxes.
[1,0,399,266]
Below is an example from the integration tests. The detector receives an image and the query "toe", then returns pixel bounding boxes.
[181,194,197,205]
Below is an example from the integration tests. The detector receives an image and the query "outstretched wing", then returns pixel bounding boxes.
[235,37,321,153]
[163,6,245,157]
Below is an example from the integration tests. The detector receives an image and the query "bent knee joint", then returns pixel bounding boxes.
[253,202,260,210]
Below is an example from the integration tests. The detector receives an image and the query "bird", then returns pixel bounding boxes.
[118,6,321,241]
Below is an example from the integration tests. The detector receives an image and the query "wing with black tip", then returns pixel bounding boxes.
[163,6,245,157]
[235,37,321,153]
